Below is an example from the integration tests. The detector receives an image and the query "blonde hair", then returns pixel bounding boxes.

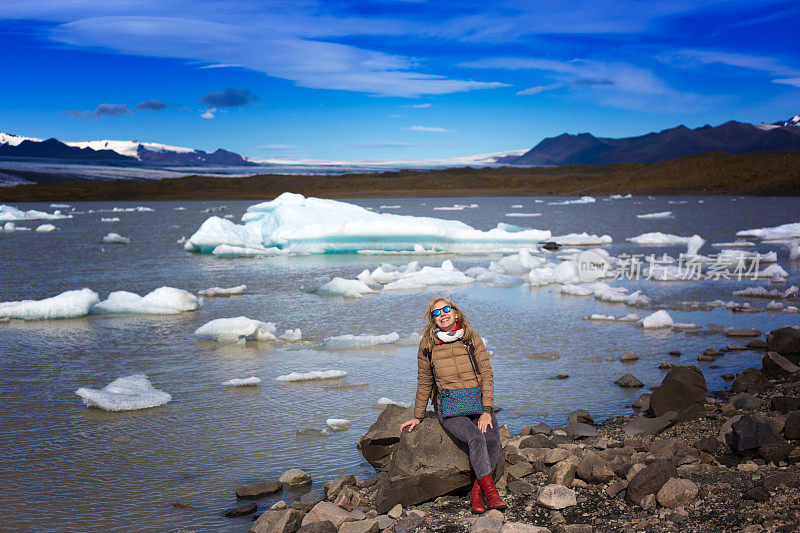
[421,296,473,348]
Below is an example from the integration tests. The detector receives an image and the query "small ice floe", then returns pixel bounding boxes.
[174,207,187,211]
[754,264,789,282]
[505,213,541,217]
[382,260,474,291]
[552,233,612,246]
[640,310,673,328]
[112,206,154,212]
[433,203,479,211]
[668,200,688,204]
[36,224,56,232]
[736,221,800,241]
[0,288,100,320]
[50,203,70,208]
[471,269,525,288]
[316,278,377,298]
[766,300,784,311]
[101,217,120,223]
[636,211,673,219]
[511,204,523,208]
[548,196,595,205]
[626,232,701,246]
[592,283,651,306]
[276,370,347,382]
[75,374,171,411]
[380,205,401,209]
[584,312,639,322]
[610,194,632,200]
[92,287,199,315]
[195,317,277,342]
[685,235,705,256]
[490,250,546,275]
[323,332,400,350]
[587,314,616,321]
[198,285,247,297]
[733,285,799,299]
[711,240,755,248]
[2,222,16,231]
[102,232,131,244]
[376,397,411,409]
[211,244,283,257]
[326,418,352,431]
[560,284,594,296]
[280,328,302,341]
[0,204,72,221]
[222,377,262,386]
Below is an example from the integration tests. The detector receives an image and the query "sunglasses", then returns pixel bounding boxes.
[431,305,452,317]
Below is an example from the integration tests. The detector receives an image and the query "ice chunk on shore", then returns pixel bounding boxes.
[0,288,100,320]
[316,278,378,298]
[736,221,800,240]
[0,205,71,221]
[92,287,199,315]
[641,310,674,328]
[198,284,247,297]
[627,232,701,246]
[36,224,56,232]
[186,193,550,255]
[75,374,171,411]
[636,211,673,219]
[195,317,277,342]
[326,418,352,431]
[323,332,400,350]
[276,370,347,382]
[102,232,130,244]
[222,377,262,386]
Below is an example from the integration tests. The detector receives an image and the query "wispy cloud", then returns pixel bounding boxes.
[516,82,563,95]
[408,125,449,133]
[661,49,800,86]
[201,108,216,119]
[407,103,432,108]
[255,144,299,151]
[65,103,132,120]
[136,98,167,111]
[201,88,257,108]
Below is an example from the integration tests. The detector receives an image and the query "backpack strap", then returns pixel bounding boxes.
[423,347,439,414]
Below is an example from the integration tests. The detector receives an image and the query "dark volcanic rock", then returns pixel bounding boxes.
[784,411,800,440]
[236,481,283,499]
[648,366,707,421]
[733,396,761,411]
[615,374,644,388]
[747,339,769,350]
[770,396,800,414]
[250,509,307,533]
[568,409,594,425]
[295,520,337,533]
[694,436,721,454]
[622,412,677,436]
[744,486,770,502]
[225,502,257,517]
[766,326,800,357]
[726,414,787,454]
[759,443,793,463]
[727,328,761,337]
[625,459,678,506]
[731,367,769,394]
[762,351,800,377]
[357,404,417,472]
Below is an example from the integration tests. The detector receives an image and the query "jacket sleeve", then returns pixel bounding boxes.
[413,345,435,420]
[472,335,495,410]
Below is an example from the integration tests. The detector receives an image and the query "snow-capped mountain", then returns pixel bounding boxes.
[0,133,252,166]
[771,115,800,128]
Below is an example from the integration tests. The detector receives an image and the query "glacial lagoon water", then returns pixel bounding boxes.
[0,195,798,532]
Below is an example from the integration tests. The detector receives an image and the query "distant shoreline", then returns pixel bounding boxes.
[1,150,799,201]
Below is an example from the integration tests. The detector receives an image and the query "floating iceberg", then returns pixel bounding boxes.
[185,193,550,255]
[75,374,171,411]
[548,196,596,205]
[0,288,100,320]
[323,332,400,350]
[316,278,378,298]
[627,232,702,246]
[222,377,262,386]
[382,260,474,290]
[552,233,612,246]
[326,418,352,431]
[101,217,120,223]
[711,240,755,248]
[0,205,72,221]
[102,233,130,244]
[280,328,302,341]
[505,213,541,217]
[376,397,411,409]
[195,317,277,342]
[111,206,154,212]
[276,370,347,382]
[640,310,673,328]
[92,287,199,315]
[733,286,798,299]
[36,224,56,232]
[198,285,247,297]
[736,221,800,240]
[636,211,673,219]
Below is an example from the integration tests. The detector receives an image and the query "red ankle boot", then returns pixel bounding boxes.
[477,475,507,511]
[470,479,486,514]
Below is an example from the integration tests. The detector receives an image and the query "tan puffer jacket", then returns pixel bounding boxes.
[413,334,494,420]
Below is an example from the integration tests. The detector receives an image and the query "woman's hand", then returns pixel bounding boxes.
[477,412,493,433]
[400,418,421,432]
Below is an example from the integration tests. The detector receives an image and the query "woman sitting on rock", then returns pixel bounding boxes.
[400,297,506,514]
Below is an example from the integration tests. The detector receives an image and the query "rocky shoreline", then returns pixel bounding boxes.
[185,325,800,533]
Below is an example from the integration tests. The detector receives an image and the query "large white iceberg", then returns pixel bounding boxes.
[737,221,800,241]
[627,232,702,246]
[185,193,551,255]
[75,374,172,411]
[92,287,199,314]
[0,205,72,221]
[195,316,277,342]
[0,288,100,320]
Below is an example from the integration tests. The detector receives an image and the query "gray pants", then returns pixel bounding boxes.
[439,413,502,479]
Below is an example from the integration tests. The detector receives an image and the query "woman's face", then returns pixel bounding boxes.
[432,300,457,331]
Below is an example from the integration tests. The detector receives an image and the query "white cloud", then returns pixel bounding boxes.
[201,108,216,119]
[408,125,449,133]
[774,78,800,88]
[516,82,564,95]
[256,144,299,151]
[662,49,800,87]
[408,103,432,108]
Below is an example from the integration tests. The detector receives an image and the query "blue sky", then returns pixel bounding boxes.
[1,1,798,161]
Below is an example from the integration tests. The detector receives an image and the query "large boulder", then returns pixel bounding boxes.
[731,368,769,394]
[725,414,787,454]
[762,351,800,377]
[357,404,418,472]
[626,460,677,506]
[766,326,800,359]
[249,508,305,533]
[648,366,706,421]
[372,416,503,513]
